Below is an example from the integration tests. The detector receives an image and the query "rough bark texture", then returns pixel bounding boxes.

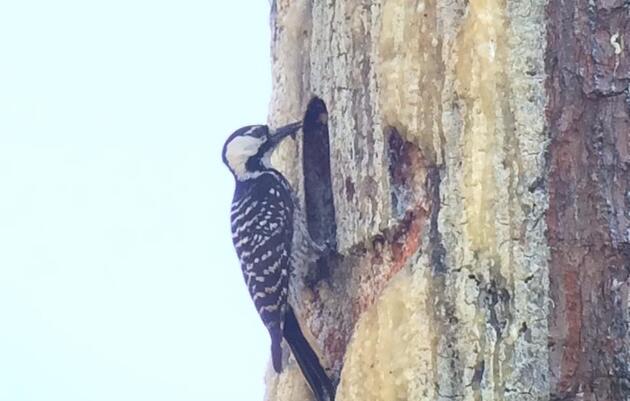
[546,1,630,399]
[265,1,630,400]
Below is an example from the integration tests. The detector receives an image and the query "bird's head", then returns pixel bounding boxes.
[222,122,301,180]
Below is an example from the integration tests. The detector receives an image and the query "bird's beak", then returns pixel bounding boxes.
[270,121,302,145]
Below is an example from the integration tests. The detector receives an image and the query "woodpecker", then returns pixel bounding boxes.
[222,122,335,401]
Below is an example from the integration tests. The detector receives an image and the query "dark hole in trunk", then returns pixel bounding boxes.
[303,97,337,255]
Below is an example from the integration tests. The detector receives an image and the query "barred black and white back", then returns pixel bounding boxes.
[230,169,294,372]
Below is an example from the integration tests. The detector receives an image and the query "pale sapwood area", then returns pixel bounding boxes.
[265,1,630,400]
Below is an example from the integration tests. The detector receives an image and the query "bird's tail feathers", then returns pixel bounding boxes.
[283,306,336,401]
[270,326,283,373]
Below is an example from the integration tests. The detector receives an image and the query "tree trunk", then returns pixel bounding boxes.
[266,1,630,400]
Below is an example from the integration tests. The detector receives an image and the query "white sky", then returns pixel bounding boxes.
[0,1,273,400]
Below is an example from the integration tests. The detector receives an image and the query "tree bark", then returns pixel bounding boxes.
[266,1,630,400]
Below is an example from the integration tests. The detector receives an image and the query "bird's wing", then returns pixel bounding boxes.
[230,172,294,371]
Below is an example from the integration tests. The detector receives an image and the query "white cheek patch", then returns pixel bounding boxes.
[225,135,265,178]
[260,149,273,169]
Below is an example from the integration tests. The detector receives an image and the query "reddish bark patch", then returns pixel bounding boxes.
[351,207,428,322]
[323,330,347,370]
[388,128,428,219]
[307,130,434,373]
[546,1,630,399]
[349,130,430,322]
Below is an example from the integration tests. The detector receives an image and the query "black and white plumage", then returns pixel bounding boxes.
[222,122,334,401]
[230,165,293,372]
